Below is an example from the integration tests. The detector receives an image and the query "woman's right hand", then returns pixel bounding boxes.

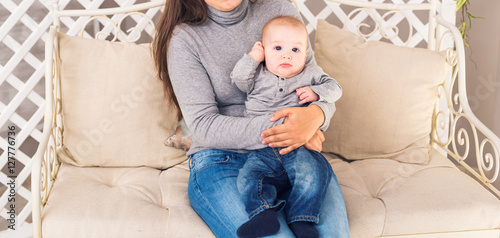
[261,105,324,155]
[304,129,325,152]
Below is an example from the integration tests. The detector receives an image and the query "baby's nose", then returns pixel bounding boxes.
[282,54,291,60]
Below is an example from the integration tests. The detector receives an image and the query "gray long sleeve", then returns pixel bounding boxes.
[231,54,261,94]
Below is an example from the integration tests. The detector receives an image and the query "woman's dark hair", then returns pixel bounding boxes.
[152,0,208,121]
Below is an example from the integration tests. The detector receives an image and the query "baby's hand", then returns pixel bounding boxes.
[248,41,265,62]
[296,87,319,104]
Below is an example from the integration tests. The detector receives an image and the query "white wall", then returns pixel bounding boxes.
[464,1,500,138]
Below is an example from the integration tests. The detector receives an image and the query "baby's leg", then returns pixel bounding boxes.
[282,146,333,238]
[236,148,288,237]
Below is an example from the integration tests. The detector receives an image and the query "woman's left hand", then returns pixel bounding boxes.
[261,105,324,155]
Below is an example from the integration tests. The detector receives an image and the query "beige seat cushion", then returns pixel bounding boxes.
[43,150,500,237]
[325,148,500,237]
[57,33,185,169]
[315,20,450,164]
[42,159,214,238]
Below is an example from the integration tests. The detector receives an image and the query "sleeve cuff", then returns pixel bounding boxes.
[310,101,336,131]
[242,53,261,69]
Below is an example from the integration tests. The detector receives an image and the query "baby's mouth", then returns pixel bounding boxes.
[280,63,292,68]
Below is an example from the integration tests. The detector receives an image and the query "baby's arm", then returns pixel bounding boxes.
[297,65,342,131]
[295,65,342,105]
[230,41,265,93]
[308,65,342,104]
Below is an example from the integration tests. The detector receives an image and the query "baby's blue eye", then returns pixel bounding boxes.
[275,46,282,50]
[292,48,299,52]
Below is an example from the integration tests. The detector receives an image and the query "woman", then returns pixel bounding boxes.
[153,0,349,237]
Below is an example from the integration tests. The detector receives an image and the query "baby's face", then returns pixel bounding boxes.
[263,24,308,79]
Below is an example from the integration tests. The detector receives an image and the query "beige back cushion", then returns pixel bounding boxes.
[315,20,449,164]
[57,33,186,169]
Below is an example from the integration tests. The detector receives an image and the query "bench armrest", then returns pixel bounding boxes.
[432,17,500,197]
[31,26,62,238]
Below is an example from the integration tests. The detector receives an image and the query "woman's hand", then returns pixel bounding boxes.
[261,105,324,155]
[304,129,325,152]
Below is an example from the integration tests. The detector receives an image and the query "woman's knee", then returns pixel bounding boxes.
[187,152,250,237]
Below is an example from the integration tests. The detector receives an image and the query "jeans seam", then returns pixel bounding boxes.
[192,151,229,160]
[194,155,232,173]
[287,215,320,224]
[248,204,271,218]
[191,150,232,167]
[255,169,287,217]
[257,174,268,209]
[271,148,285,166]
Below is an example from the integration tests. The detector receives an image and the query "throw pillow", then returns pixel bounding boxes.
[315,20,449,164]
[57,32,186,169]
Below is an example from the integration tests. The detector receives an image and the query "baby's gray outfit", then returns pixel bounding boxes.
[231,54,342,149]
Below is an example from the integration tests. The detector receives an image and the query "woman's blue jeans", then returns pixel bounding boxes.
[237,146,332,224]
[188,149,350,238]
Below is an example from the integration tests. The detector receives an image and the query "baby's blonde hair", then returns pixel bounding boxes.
[262,16,308,44]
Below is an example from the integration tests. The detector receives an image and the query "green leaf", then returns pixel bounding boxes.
[455,0,466,11]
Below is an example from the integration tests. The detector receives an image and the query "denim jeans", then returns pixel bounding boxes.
[237,146,332,224]
[188,149,350,238]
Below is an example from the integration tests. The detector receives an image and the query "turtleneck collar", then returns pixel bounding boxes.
[207,0,249,26]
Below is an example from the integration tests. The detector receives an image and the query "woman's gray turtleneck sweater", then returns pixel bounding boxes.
[167,0,336,156]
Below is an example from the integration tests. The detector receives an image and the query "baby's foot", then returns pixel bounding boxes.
[289,221,319,238]
[237,209,280,238]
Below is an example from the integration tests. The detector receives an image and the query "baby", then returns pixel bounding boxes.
[231,16,342,238]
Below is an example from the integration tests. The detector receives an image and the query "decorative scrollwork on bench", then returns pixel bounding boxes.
[342,7,413,46]
[41,42,63,207]
[433,84,450,146]
[448,114,500,184]
[451,115,471,161]
[479,138,500,183]
[431,23,500,194]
